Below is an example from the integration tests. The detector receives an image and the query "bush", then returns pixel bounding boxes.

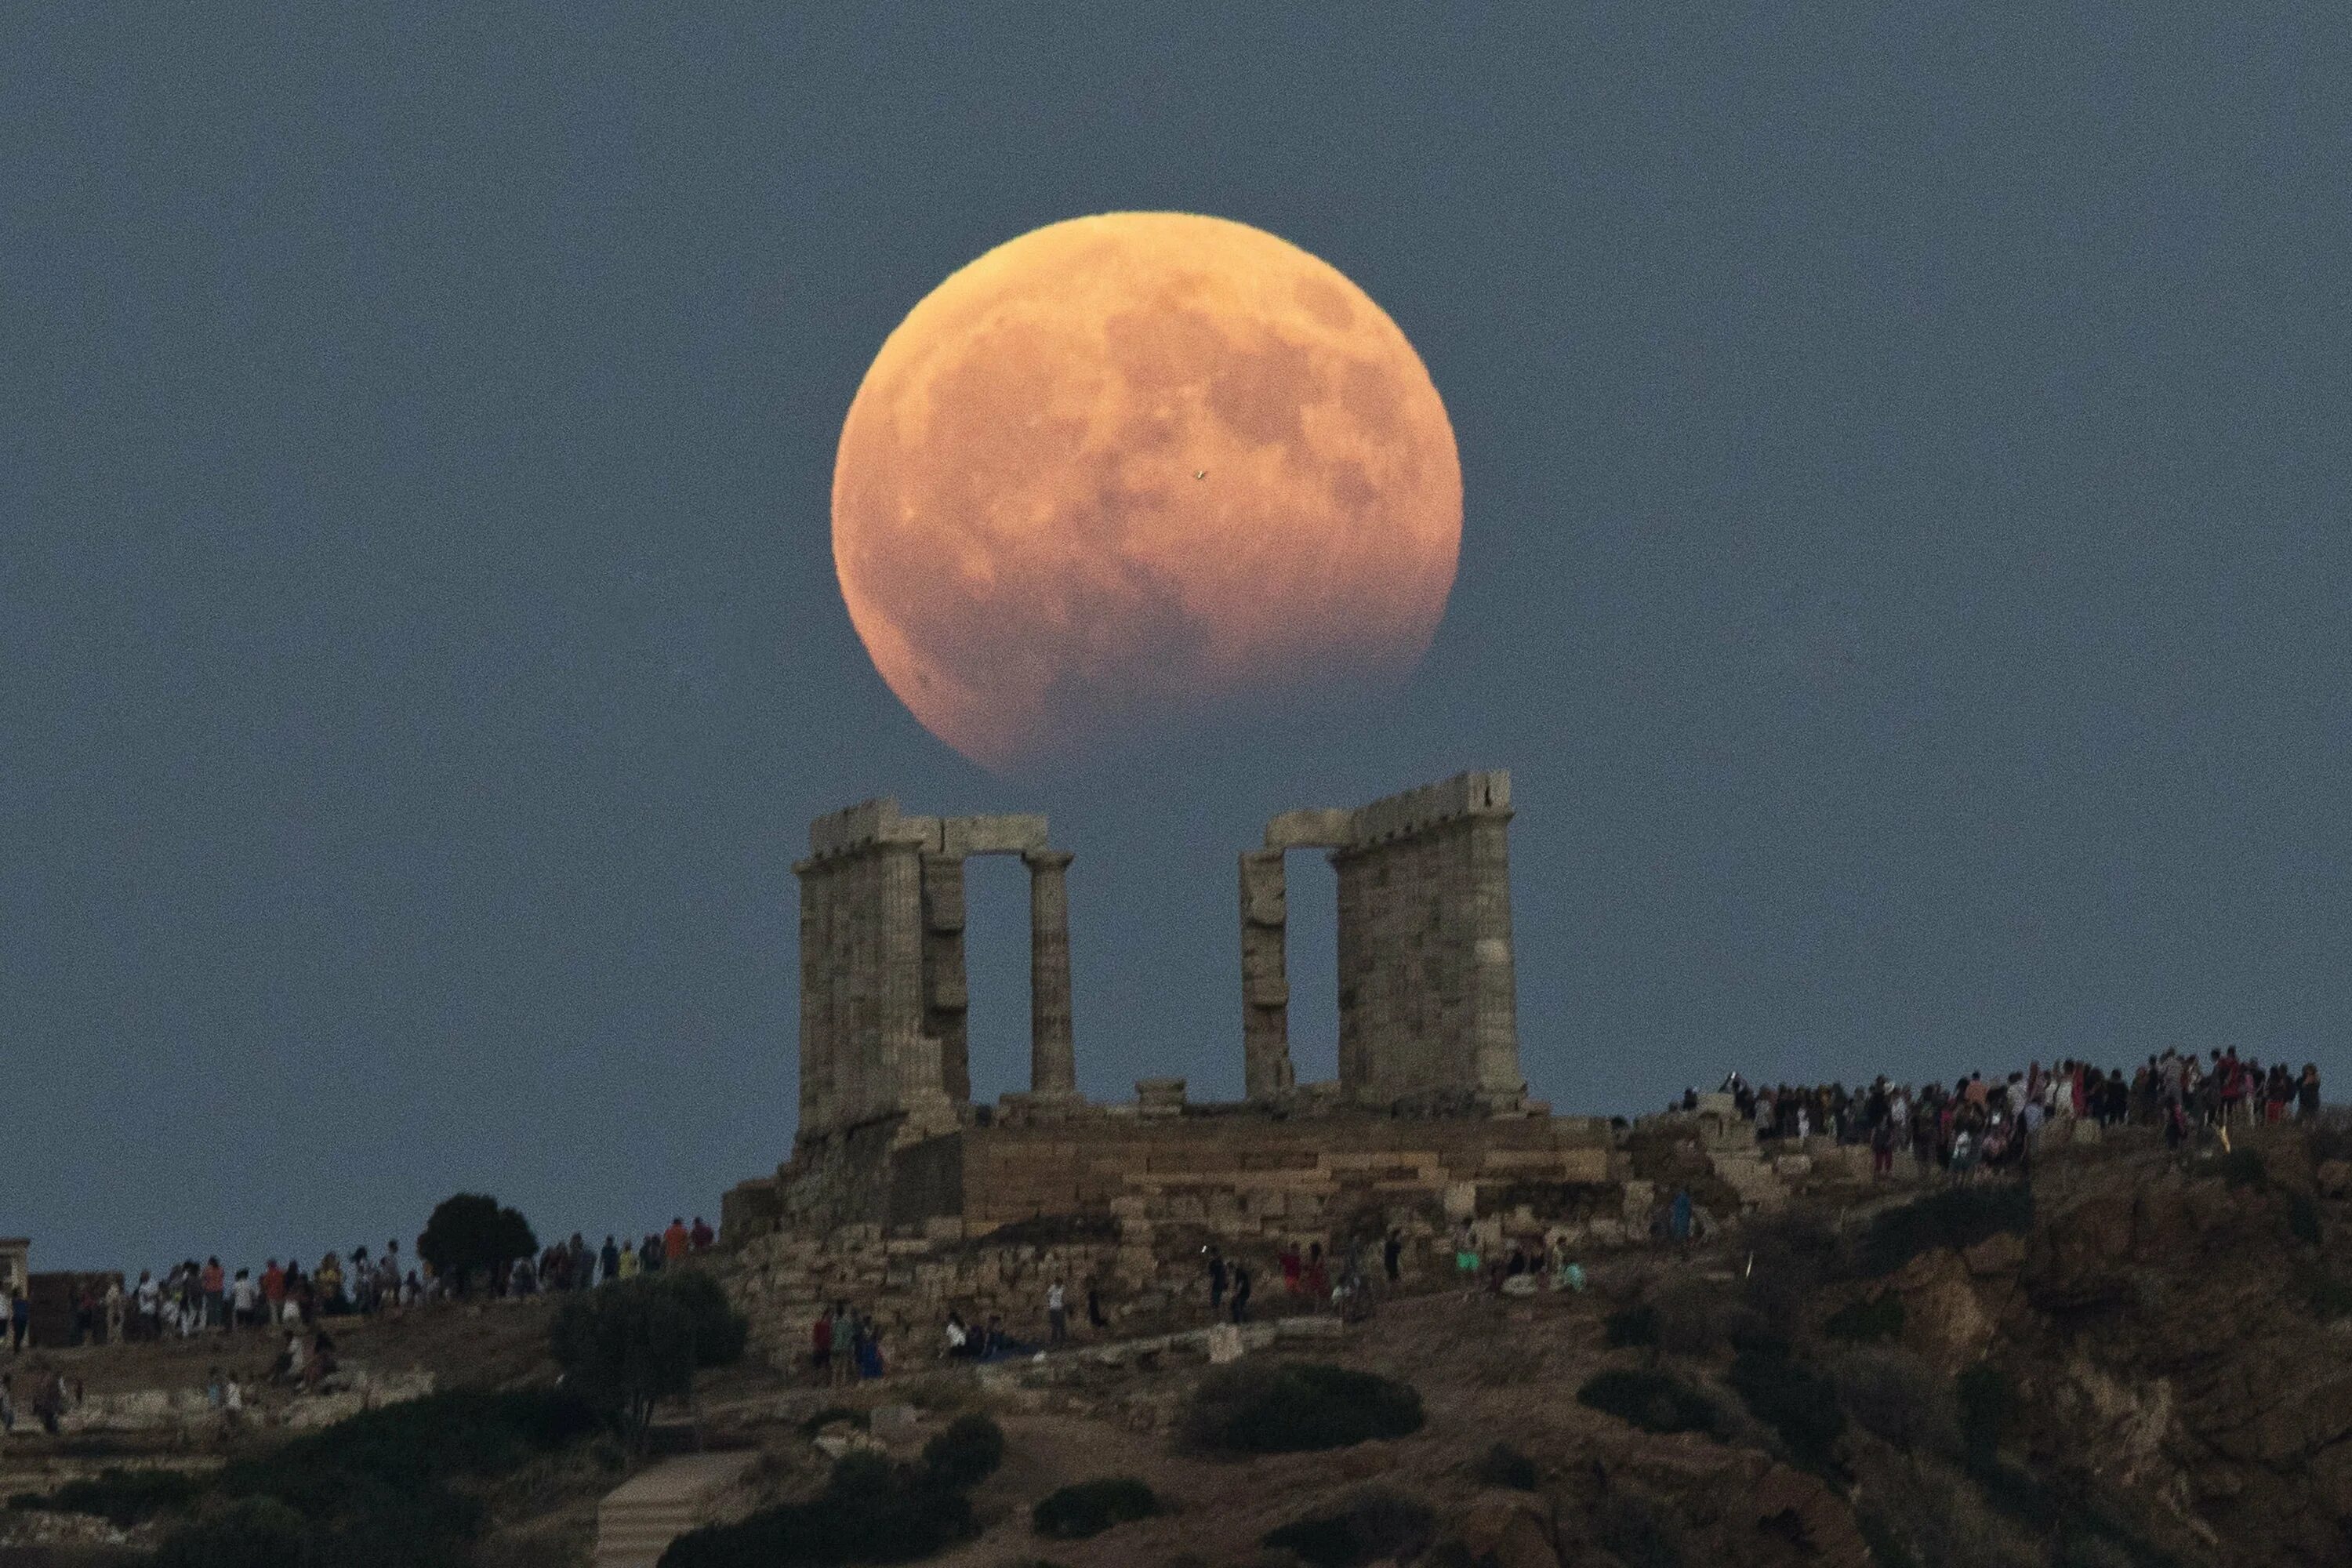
[1728,1340,1847,1474]
[2307,1267,2352,1320]
[160,1388,597,1566]
[1858,1185,2033,1277]
[2288,1192,2323,1247]
[1743,1210,1845,1336]
[1604,1305,1660,1347]
[1470,1441,1538,1490]
[1031,1476,1158,1539]
[1957,1364,2016,1472]
[1261,1489,1436,1568]
[660,1450,974,1566]
[155,1497,310,1568]
[2211,1149,2268,1189]
[418,1192,537,1293]
[1576,1369,1720,1436]
[551,1271,749,1450]
[919,1413,1004,1490]
[1650,1275,1726,1356]
[1594,1489,1685,1568]
[1825,1291,1907,1343]
[15,1468,203,1527]
[1182,1362,1424,1454]
[1827,1348,1961,1458]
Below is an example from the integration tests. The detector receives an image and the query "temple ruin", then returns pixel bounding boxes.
[720,768,1635,1365]
[793,799,1078,1146]
[1241,769,1523,1112]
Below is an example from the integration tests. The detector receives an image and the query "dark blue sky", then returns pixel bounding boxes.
[6,8,2348,1269]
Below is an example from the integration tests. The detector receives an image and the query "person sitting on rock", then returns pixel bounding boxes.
[304,1330,338,1391]
[942,1312,969,1359]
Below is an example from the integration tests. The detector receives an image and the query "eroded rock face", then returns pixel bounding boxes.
[2003,1142,2352,1566]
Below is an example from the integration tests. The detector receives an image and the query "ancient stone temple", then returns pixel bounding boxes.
[718,768,1635,1366]
[730,768,1592,1237]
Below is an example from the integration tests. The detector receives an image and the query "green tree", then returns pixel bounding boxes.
[551,1271,748,1451]
[417,1193,536,1294]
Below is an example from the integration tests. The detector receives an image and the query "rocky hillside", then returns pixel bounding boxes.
[4,1121,2347,1567]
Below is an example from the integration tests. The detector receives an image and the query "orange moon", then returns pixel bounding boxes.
[831,212,1462,771]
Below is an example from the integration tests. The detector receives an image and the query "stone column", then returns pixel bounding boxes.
[1466,811,1523,1105]
[1239,849,1295,1099]
[879,840,951,1130]
[1024,848,1078,1097]
[793,856,833,1141]
[920,851,971,1104]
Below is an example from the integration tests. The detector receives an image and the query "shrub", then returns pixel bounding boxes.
[1828,1348,1961,1458]
[919,1413,1004,1490]
[1470,1441,1538,1490]
[1729,1340,1847,1474]
[1576,1369,1720,1436]
[1604,1305,1659,1347]
[2211,1149,2268,1189]
[1743,1210,1845,1335]
[2288,1192,2323,1247]
[552,1271,749,1450]
[1650,1275,1726,1356]
[418,1192,537,1293]
[154,1497,310,1568]
[2306,1267,2352,1320]
[16,1468,203,1527]
[1032,1476,1158,1539]
[1957,1363,2016,1472]
[662,1450,973,1566]
[1182,1362,1424,1454]
[1825,1291,1906,1344]
[1593,1489,1685,1568]
[163,1388,597,1566]
[1858,1185,2033,1277]
[1261,1489,1436,1568]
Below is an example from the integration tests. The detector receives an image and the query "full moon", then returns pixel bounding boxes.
[832,212,1462,771]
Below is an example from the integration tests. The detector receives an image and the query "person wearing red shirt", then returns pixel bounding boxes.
[662,1218,689,1262]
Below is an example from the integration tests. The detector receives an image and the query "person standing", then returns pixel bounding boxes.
[1229,1264,1253,1326]
[601,1235,621,1284]
[1086,1282,1107,1331]
[1206,1248,1227,1312]
[663,1218,689,1264]
[810,1309,833,1382]
[1047,1280,1068,1345]
[1382,1229,1403,1285]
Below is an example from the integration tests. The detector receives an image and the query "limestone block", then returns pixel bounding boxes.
[938,813,1048,856]
[1265,807,1357,849]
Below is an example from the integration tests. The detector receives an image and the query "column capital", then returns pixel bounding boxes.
[1022,846,1075,871]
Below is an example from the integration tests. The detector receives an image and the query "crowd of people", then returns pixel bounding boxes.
[1701,1051,2324,1178]
[0,1215,720,1356]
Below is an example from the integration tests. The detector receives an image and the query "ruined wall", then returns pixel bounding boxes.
[796,800,944,1141]
[1333,771,1519,1109]
[724,1109,1636,1371]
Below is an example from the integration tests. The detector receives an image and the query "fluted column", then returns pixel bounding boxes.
[1024,848,1078,1097]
